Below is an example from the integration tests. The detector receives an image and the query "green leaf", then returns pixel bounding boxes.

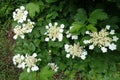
[88,9,108,24]
[74,8,87,24]
[46,11,58,20]
[46,0,57,3]
[19,70,36,80]
[29,42,35,52]
[26,2,40,18]
[86,24,97,32]
[39,66,55,80]
[70,22,83,33]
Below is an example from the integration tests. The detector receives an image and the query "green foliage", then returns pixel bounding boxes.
[39,66,55,80]
[26,2,40,18]
[46,0,58,3]
[19,70,36,80]
[74,8,87,24]
[88,9,108,25]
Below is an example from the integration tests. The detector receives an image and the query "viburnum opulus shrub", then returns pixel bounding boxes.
[12,0,120,80]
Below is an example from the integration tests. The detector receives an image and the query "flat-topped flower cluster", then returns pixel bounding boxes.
[13,6,34,39]
[83,25,119,53]
[13,53,41,72]
[64,43,87,60]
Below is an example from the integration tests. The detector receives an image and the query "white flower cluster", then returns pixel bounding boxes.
[83,25,119,53]
[66,26,78,40]
[44,22,64,42]
[64,43,87,60]
[13,6,35,39]
[13,6,28,23]
[48,63,59,72]
[13,53,41,73]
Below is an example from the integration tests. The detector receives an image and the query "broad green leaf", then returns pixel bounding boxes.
[70,22,83,33]
[74,8,87,24]
[48,41,63,48]
[39,66,55,80]
[88,9,108,24]
[86,24,97,32]
[29,42,35,52]
[46,0,57,3]
[46,11,58,20]
[26,2,40,18]
[19,70,36,80]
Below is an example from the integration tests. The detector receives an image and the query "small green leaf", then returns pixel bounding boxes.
[19,70,36,80]
[46,0,57,3]
[74,8,87,24]
[88,9,108,24]
[39,66,55,80]
[29,42,35,52]
[86,24,97,32]
[26,2,40,18]
[70,22,83,33]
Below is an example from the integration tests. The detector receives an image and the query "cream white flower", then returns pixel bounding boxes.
[13,6,28,23]
[13,54,25,69]
[113,36,119,42]
[106,25,110,30]
[109,43,117,51]
[84,27,118,53]
[85,31,90,34]
[83,40,90,44]
[66,26,78,40]
[48,63,59,72]
[89,45,94,50]
[13,25,25,39]
[25,53,40,72]
[101,47,107,53]
[110,30,115,35]
[22,19,35,33]
[64,43,87,59]
[45,22,64,42]
[80,51,87,60]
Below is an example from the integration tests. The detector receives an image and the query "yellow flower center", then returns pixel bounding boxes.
[90,29,112,47]
[25,56,37,67]
[47,26,60,39]
[69,44,83,57]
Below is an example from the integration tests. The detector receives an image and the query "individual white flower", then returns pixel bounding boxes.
[101,47,107,53]
[110,30,115,35]
[71,35,78,40]
[113,36,119,42]
[64,44,69,52]
[22,19,35,33]
[64,43,87,59]
[13,6,28,23]
[66,54,70,58]
[13,54,25,69]
[80,51,87,60]
[48,63,59,72]
[89,45,94,50]
[13,25,25,39]
[109,43,117,51]
[45,22,64,42]
[66,26,78,40]
[85,31,90,34]
[25,53,40,72]
[106,25,110,30]
[83,40,90,44]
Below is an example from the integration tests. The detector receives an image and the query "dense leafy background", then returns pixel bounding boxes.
[0,0,120,80]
